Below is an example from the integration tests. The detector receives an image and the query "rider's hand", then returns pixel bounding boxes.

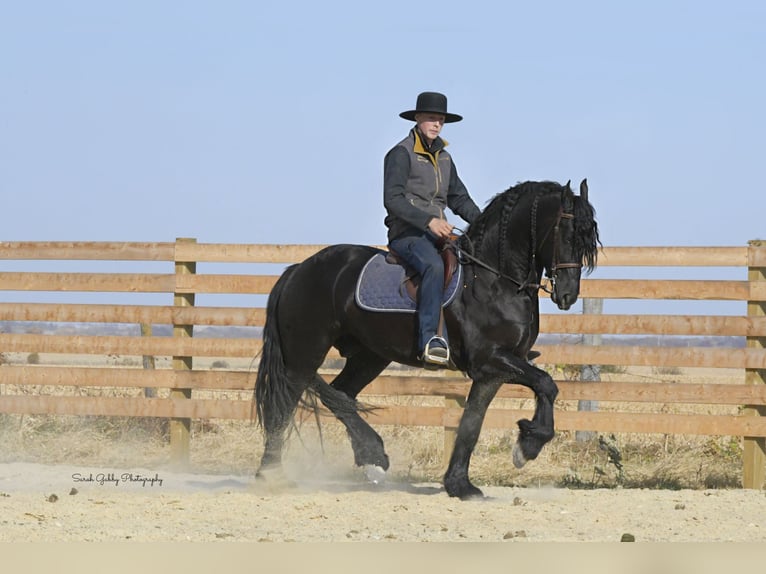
[427,218,454,239]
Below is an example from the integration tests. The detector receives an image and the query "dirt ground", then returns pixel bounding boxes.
[1,460,764,542]
[2,360,765,544]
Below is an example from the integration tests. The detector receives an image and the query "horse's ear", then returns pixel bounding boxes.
[579,178,589,202]
[565,179,571,191]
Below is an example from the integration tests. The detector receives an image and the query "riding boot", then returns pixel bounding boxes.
[421,335,449,365]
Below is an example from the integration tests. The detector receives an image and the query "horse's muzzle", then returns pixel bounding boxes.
[554,291,576,311]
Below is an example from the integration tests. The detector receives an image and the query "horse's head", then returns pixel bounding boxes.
[461,179,600,310]
[539,179,600,310]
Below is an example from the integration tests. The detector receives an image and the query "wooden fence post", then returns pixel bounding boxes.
[140,323,156,398]
[743,239,765,489]
[576,297,603,442]
[170,237,196,468]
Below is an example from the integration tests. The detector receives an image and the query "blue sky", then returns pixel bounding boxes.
[1,1,763,315]
[2,0,763,248]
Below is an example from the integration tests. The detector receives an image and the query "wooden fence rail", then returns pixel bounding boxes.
[1,239,765,488]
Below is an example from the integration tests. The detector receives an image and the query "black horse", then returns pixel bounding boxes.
[254,179,599,499]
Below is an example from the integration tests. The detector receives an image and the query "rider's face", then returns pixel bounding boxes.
[415,113,445,144]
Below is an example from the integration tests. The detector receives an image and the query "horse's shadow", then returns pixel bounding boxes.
[305,480,444,496]
[183,475,511,501]
[184,478,251,491]
[181,474,443,496]
[290,480,502,501]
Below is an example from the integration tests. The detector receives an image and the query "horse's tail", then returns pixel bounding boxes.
[254,264,299,430]
[254,259,373,431]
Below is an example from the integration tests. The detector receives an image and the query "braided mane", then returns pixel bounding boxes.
[460,180,600,275]
[462,181,555,275]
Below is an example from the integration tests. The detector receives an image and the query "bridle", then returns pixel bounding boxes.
[540,206,580,295]
[452,194,580,296]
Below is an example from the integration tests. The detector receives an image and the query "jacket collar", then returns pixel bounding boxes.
[412,127,448,156]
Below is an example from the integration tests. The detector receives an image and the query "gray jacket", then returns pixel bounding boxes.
[383,128,481,242]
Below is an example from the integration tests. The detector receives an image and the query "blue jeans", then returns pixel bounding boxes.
[389,232,446,351]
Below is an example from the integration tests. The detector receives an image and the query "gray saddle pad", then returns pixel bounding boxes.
[354,252,462,313]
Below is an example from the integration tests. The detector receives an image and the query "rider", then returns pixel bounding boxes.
[384,92,482,366]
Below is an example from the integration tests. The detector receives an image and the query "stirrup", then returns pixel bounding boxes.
[422,336,450,365]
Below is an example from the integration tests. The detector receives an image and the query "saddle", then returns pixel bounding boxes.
[384,245,459,300]
[354,246,462,313]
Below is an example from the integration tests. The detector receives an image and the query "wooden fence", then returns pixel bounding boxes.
[0,239,765,488]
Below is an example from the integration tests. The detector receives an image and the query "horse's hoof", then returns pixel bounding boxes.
[254,466,296,491]
[459,487,485,501]
[512,442,528,469]
[444,478,485,500]
[450,485,485,500]
[363,464,387,485]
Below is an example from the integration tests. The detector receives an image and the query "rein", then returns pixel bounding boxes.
[453,239,527,290]
[451,232,542,294]
[452,196,579,295]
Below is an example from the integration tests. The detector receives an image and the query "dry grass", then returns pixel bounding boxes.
[0,410,744,490]
[0,356,749,490]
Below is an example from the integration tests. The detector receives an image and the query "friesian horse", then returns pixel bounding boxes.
[255,179,599,499]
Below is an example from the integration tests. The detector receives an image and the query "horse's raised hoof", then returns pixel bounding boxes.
[514,418,554,468]
[512,442,528,469]
[363,464,387,485]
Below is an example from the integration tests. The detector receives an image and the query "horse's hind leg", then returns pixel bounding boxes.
[317,349,391,478]
[331,348,390,400]
[256,369,312,485]
[312,375,390,475]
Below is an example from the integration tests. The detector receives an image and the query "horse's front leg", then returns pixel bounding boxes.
[513,388,556,468]
[508,362,559,468]
[443,380,503,500]
[474,352,559,467]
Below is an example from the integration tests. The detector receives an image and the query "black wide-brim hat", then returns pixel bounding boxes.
[399,91,462,123]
